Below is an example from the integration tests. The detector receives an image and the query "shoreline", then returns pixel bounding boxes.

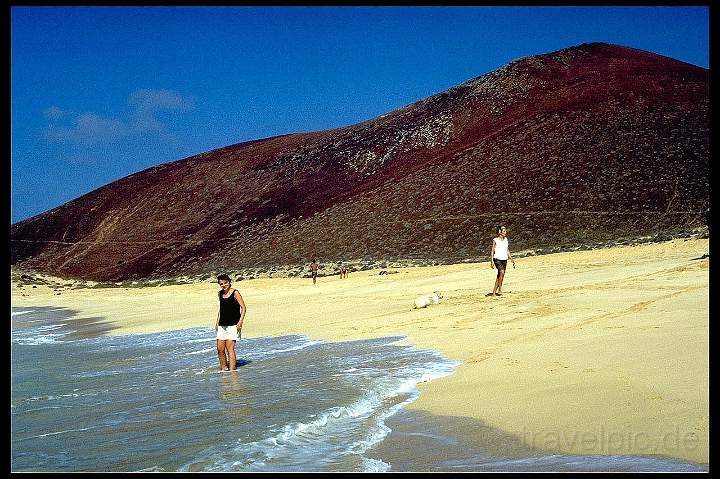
[11,237,709,465]
[11,226,708,286]
[368,408,707,471]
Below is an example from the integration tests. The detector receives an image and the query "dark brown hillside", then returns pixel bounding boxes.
[11,42,709,281]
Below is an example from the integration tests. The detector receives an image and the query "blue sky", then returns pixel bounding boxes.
[10,6,709,223]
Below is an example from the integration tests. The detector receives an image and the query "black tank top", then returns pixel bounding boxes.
[218,289,241,326]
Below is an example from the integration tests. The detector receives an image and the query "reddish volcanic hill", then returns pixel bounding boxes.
[11,43,709,281]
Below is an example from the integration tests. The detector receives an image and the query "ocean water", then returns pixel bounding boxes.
[11,307,457,472]
[11,307,706,472]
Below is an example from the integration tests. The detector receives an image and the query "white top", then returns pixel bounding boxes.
[493,237,509,260]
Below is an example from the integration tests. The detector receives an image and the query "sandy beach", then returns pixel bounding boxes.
[11,237,709,465]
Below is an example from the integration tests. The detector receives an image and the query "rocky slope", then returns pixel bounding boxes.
[11,42,709,281]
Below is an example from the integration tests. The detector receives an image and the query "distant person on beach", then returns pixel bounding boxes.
[309,259,320,284]
[490,225,515,296]
[214,274,247,371]
[340,264,348,279]
[704,206,709,227]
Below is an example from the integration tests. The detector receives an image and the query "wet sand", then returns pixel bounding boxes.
[11,306,120,340]
[11,238,709,465]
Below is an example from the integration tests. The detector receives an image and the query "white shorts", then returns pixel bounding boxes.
[216,325,239,341]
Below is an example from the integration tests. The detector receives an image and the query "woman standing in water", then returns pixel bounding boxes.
[490,225,515,296]
[214,274,247,371]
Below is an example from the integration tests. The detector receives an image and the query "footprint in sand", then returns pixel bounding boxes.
[694,415,708,432]
[502,357,520,366]
[548,361,569,372]
[466,353,491,364]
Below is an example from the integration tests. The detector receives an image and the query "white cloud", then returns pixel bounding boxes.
[44,112,130,145]
[128,89,195,133]
[42,89,195,146]
[129,89,195,112]
[44,106,65,121]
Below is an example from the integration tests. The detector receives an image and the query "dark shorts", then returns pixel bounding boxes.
[493,259,507,273]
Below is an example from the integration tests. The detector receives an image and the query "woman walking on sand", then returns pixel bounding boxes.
[214,274,247,371]
[309,259,320,285]
[490,225,515,296]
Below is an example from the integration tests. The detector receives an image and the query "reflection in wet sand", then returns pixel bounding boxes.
[11,306,120,340]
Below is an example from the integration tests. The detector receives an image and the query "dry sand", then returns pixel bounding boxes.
[11,238,709,464]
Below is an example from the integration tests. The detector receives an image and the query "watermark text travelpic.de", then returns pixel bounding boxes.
[520,425,699,454]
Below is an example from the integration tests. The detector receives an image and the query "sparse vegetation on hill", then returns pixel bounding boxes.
[10,43,709,281]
